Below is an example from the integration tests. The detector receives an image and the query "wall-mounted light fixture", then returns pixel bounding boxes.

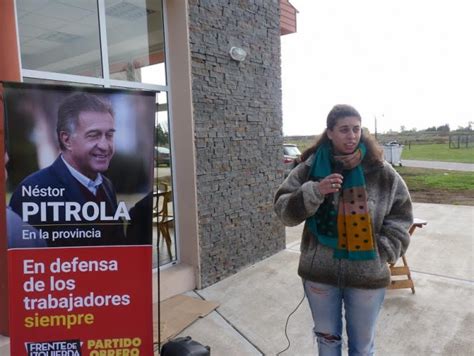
[229,47,247,62]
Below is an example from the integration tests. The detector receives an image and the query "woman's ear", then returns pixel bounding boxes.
[326,129,333,141]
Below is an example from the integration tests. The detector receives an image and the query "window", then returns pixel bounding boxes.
[154,92,175,265]
[17,0,167,89]
[105,0,166,85]
[15,0,175,267]
[17,0,102,77]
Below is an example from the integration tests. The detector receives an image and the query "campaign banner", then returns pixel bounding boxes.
[8,247,152,355]
[3,82,156,355]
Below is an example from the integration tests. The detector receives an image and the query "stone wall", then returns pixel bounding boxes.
[188,0,286,287]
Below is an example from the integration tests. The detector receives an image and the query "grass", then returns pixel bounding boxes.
[286,139,474,164]
[284,136,474,203]
[401,144,474,163]
[284,137,316,153]
[395,166,474,190]
[395,166,474,205]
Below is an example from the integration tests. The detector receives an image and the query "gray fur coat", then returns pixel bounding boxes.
[274,155,413,289]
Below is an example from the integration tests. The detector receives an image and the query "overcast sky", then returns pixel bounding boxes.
[281,0,474,136]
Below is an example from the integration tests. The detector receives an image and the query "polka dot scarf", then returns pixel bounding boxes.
[307,142,376,260]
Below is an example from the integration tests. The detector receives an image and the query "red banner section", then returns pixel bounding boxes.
[8,246,153,355]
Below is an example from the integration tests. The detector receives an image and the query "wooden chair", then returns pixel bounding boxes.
[154,182,174,260]
[388,218,427,293]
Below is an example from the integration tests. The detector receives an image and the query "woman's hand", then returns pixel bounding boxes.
[317,173,344,195]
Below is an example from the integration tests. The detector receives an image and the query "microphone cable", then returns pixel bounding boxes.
[276,293,306,355]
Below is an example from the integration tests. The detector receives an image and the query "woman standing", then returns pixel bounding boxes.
[274,104,413,356]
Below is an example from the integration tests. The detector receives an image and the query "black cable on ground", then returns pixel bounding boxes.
[276,293,306,356]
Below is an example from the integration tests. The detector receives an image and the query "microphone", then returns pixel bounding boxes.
[330,161,344,207]
[333,161,344,174]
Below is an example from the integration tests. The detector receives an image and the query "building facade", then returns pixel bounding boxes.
[189,0,287,287]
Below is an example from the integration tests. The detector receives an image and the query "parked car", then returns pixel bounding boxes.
[155,146,171,166]
[283,143,301,176]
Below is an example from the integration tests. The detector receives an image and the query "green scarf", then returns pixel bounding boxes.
[307,142,376,260]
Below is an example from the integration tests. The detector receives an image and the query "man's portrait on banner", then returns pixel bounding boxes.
[4,84,155,248]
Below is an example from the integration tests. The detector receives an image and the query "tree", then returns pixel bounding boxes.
[156,124,169,146]
[436,124,450,132]
[454,122,472,132]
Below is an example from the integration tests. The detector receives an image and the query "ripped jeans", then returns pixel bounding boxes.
[303,280,385,356]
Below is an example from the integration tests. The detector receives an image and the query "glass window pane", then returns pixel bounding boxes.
[105,0,166,85]
[154,92,175,266]
[16,0,102,77]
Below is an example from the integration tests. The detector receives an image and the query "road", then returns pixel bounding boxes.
[402,159,474,172]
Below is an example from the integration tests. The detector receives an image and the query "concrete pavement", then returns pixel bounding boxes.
[174,203,474,355]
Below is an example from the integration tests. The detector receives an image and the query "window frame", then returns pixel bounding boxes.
[16,0,169,92]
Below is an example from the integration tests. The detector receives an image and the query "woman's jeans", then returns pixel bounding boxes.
[303,280,386,356]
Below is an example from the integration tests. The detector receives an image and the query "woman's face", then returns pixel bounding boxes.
[327,116,362,155]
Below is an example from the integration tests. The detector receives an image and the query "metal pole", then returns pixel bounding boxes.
[374,116,378,140]
[157,222,161,354]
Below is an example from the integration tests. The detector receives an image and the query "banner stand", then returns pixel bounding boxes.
[0,83,10,336]
[156,221,161,353]
[3,82,156,355]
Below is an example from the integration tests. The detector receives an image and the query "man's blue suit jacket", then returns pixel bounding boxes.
[9,156,126,247]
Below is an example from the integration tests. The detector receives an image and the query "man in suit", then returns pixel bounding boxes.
[9,93,127,247]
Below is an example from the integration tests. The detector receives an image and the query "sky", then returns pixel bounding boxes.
[281,0,474,136]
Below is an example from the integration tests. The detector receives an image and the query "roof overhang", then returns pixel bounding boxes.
[280,0,298,36]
